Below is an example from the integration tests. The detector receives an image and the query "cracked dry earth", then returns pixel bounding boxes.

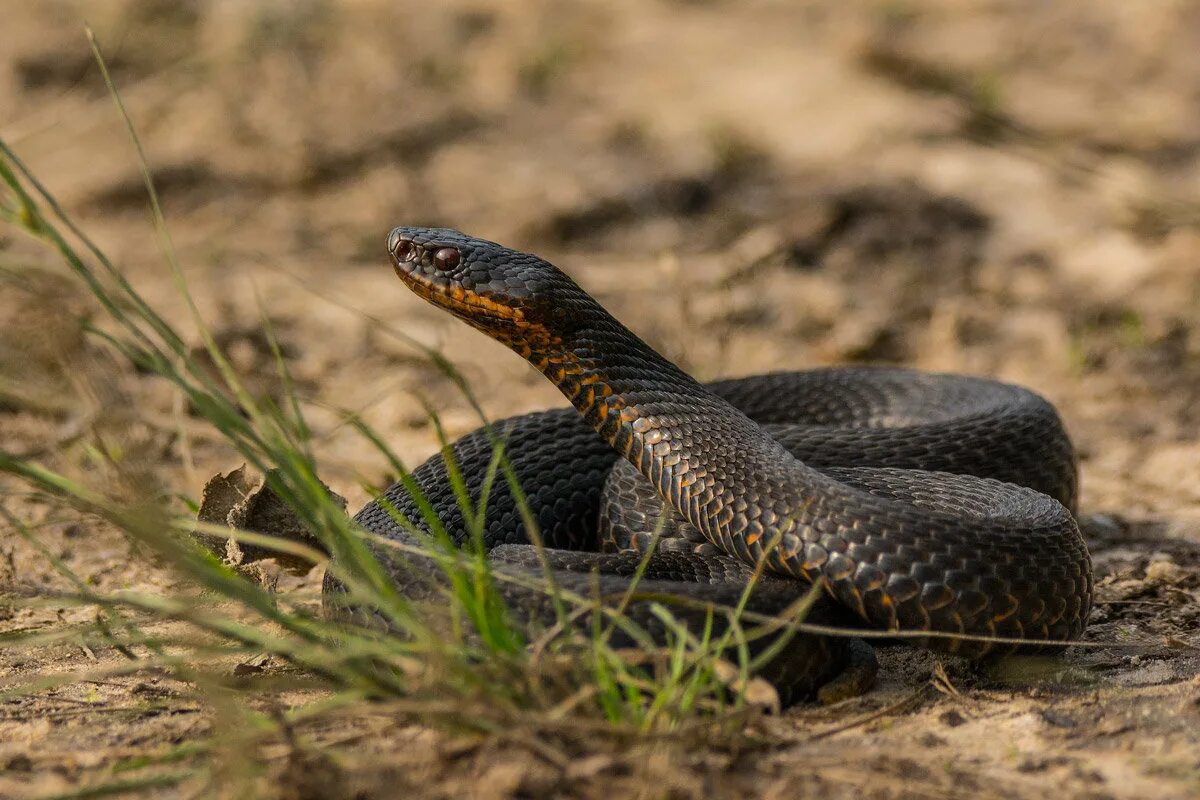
[2,1,1200,798]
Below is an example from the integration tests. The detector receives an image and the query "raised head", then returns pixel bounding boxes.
[387,226,592,356]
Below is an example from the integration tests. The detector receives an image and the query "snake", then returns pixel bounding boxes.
[346,226,1093,704]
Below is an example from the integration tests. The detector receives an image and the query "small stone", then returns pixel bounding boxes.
[939,710,967,727]
[1040,708,1077,728]
[5,754,32,772]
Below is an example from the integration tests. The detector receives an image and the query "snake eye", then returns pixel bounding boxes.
[391,235,416,262]
[433,247,461,271]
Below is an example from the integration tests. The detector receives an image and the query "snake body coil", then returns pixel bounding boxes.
[350,227,1093,702]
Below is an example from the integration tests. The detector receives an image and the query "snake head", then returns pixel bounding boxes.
[387,226,585,354]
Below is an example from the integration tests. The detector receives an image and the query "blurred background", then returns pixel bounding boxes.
[3,0,1199,570]
[2,2,1200,797]
[6,0,1198,520]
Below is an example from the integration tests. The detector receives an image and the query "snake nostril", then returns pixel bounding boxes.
[433,247,461,271]
[390,234,416,262]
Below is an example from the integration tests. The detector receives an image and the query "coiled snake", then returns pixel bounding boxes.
[349,226,1093,703]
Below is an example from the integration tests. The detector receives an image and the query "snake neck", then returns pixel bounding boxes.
[524,298,816,556]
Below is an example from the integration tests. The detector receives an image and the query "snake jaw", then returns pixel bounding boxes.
[388,226,572,359]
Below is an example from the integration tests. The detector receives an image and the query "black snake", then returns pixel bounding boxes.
[344,226,1093,703]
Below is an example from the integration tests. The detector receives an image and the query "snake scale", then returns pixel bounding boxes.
[344,226,1093,704]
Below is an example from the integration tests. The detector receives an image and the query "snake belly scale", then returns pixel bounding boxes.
[346,226,1093,703]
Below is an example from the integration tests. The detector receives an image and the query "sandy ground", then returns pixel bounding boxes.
[1,1,1199,798]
